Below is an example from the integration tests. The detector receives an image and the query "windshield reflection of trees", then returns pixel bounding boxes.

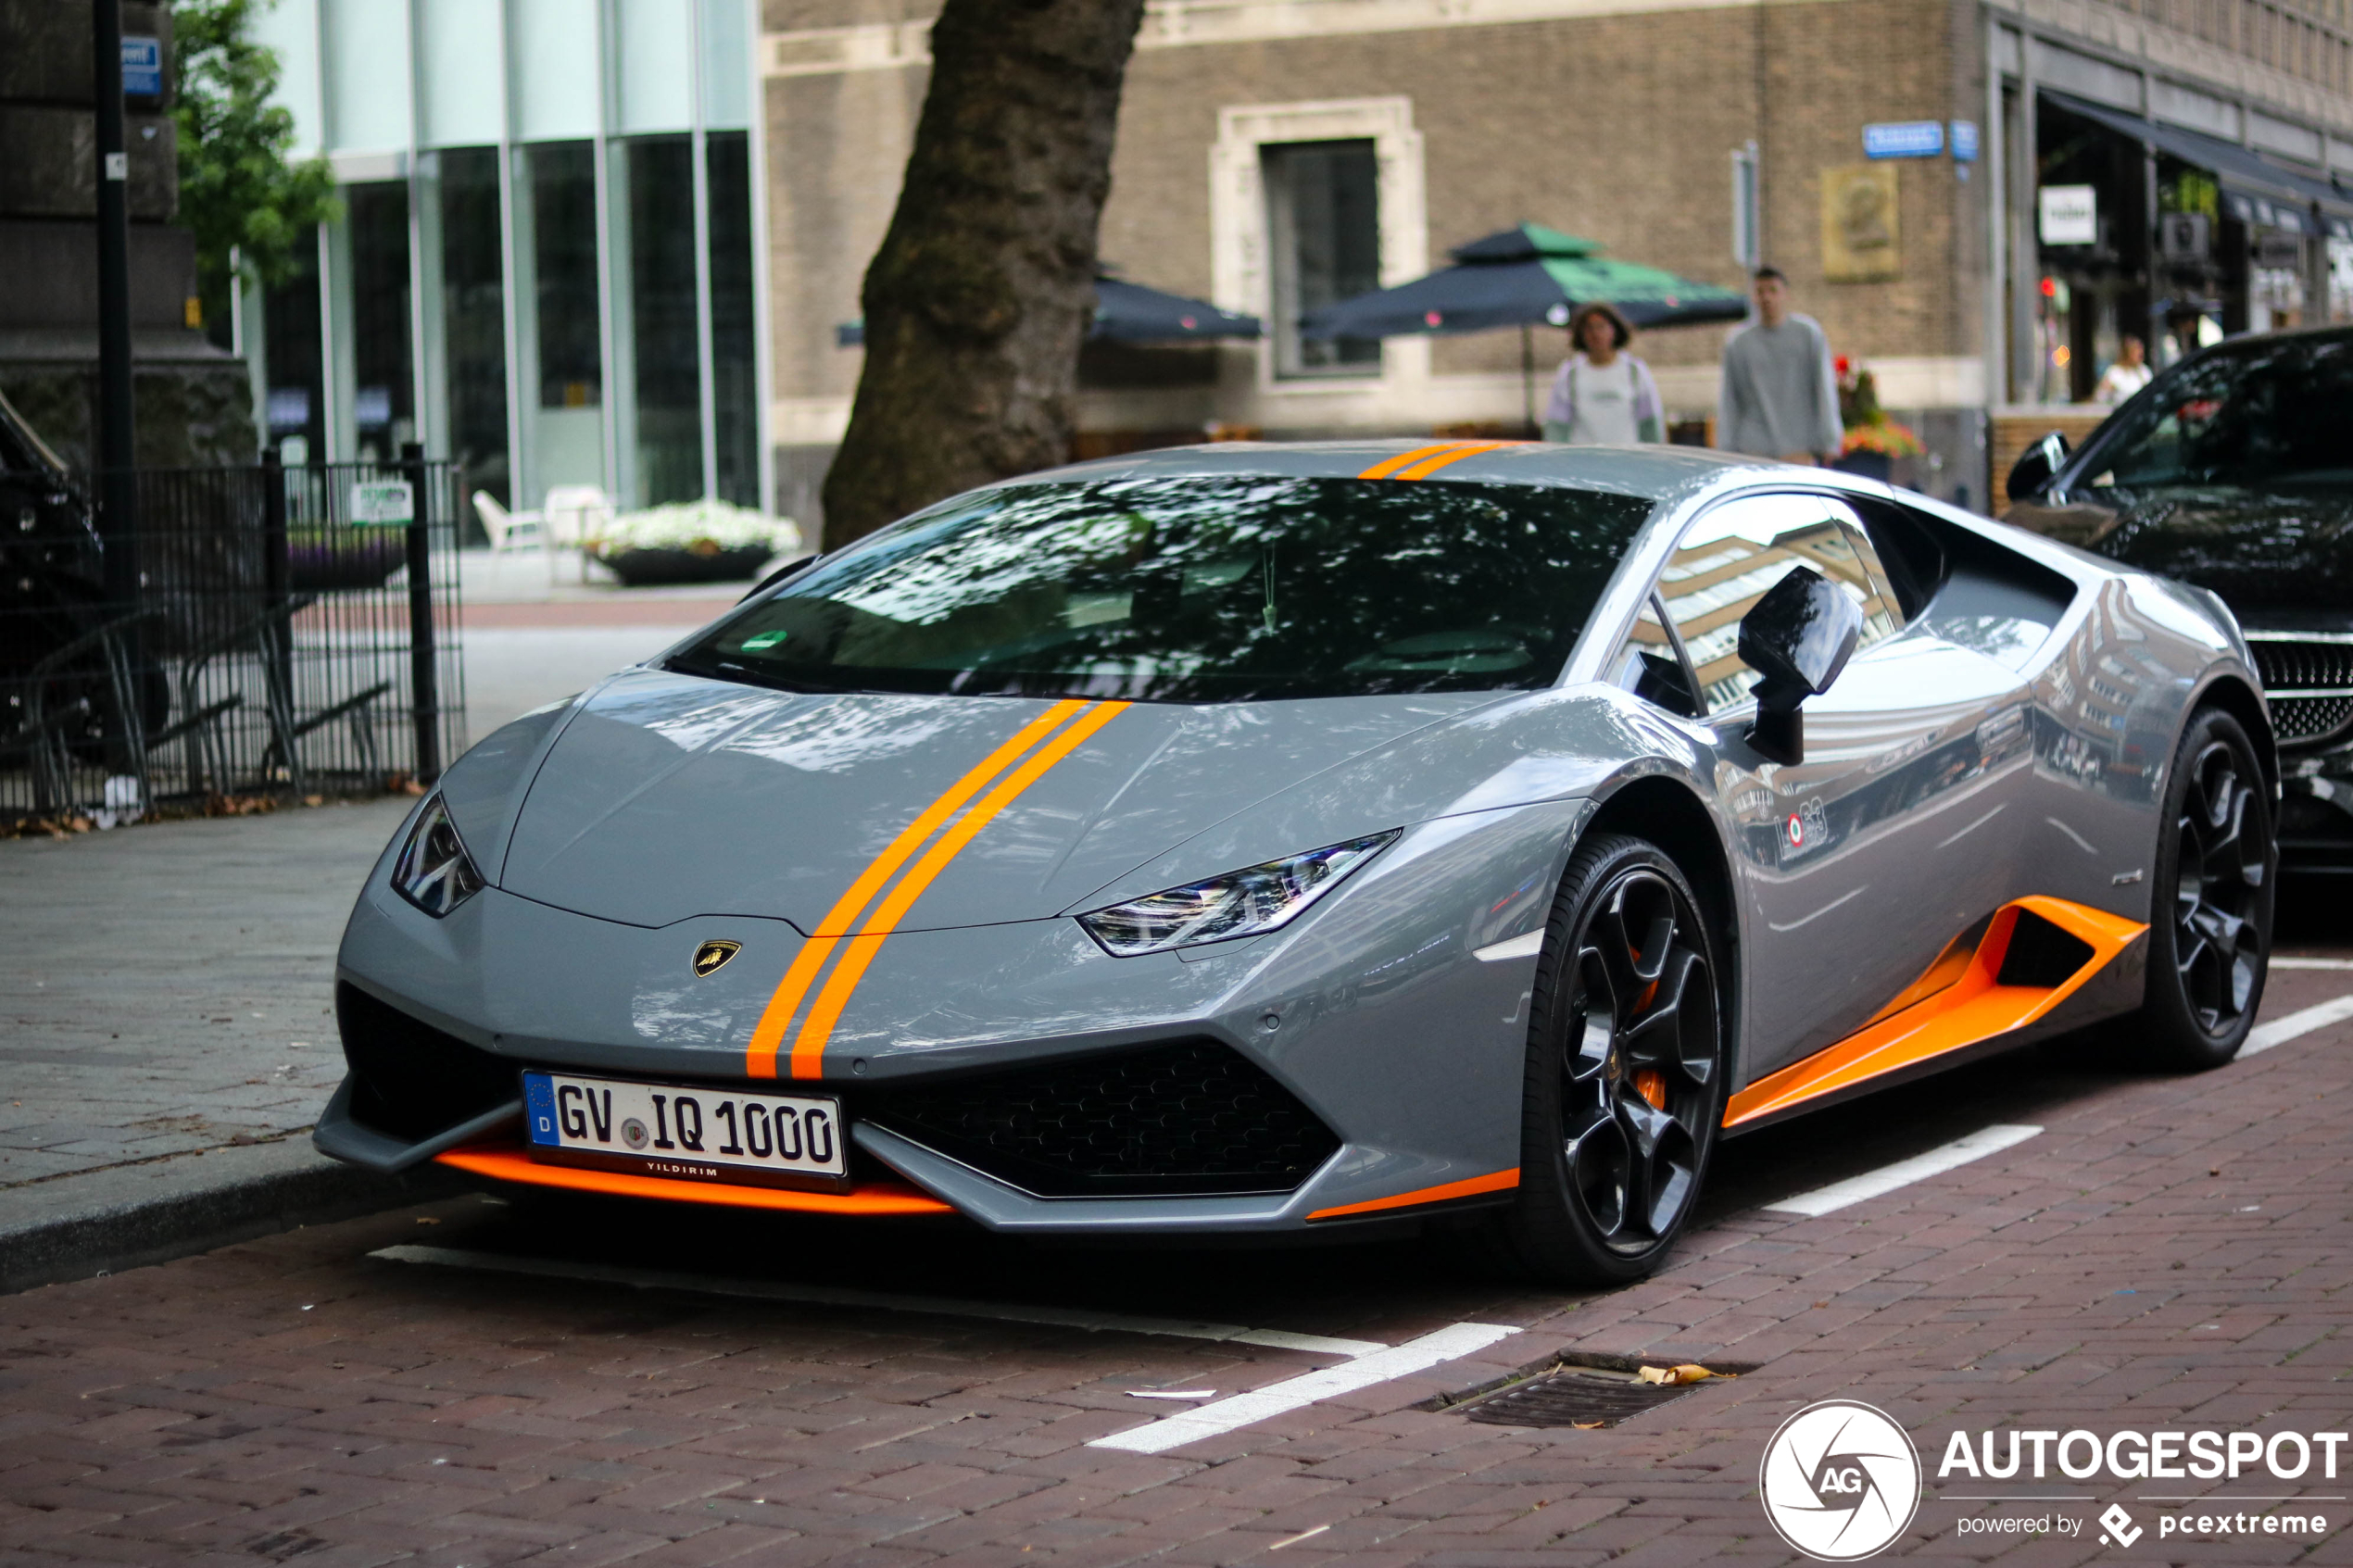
[689,478,1650,702]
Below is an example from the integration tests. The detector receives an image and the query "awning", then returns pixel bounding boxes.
[2044,89,2353,240]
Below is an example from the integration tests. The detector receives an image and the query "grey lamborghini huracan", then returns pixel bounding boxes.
[319,439,2275,1282]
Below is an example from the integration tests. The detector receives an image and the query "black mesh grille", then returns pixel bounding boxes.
[2272,694,2353,745]
[336,982,517,1142]
[862,1041,1341,1198]
[2250,638,2353,692]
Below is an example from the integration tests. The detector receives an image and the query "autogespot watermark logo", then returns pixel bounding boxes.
[1760,1400,1923,1560]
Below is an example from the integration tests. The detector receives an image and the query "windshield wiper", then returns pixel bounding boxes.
[662,655,857,696]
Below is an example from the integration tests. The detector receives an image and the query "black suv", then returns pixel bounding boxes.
[2005,325,2353,871]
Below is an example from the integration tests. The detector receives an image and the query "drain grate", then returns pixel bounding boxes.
[1453,1367,1705,1428]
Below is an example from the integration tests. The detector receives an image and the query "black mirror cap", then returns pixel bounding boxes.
[1737,565,1864,710]
[2005,430,2070,502]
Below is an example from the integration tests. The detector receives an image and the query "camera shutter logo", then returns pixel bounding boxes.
[1759,1399,1921,1560]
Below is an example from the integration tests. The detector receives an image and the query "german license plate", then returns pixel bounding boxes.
[522,1071,848,1190]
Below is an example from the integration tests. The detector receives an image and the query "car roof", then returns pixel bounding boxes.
[1004,439,1795,508]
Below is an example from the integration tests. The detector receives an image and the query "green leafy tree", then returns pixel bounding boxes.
[171,0,337,344]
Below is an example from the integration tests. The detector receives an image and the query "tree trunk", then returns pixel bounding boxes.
[818,0,1147,551]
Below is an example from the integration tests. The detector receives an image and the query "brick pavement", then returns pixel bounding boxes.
[6,964,2353,1565]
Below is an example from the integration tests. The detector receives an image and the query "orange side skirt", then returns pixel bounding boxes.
[434,1145,955,1216]
[1722,895,2145,1130]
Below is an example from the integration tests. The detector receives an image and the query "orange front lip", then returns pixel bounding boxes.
[434,1145,954,1216]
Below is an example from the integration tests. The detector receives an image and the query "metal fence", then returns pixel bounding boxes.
[0,457,466,822]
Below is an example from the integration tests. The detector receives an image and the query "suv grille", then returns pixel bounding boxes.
[2247,637,2353,747]
[863,1041,1341,1198]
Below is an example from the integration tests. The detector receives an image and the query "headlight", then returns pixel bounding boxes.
[1077,832,1398,957]
[392,795,484,917]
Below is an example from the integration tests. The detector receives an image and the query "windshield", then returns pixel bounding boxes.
[670,475,1653,703]
[2076,334,2353,492]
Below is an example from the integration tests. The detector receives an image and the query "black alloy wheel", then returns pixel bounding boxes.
[1495,833,1726,1285]
[2139,706,2273,1070]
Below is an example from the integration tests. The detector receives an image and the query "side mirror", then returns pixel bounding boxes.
[2005,431,2070,503]
[1736,567,1864,766]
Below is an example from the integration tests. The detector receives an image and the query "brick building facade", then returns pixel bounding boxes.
[760,0,2353,525]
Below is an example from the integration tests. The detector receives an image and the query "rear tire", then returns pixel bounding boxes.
[2135,706,2274,1071]
[1489,833,1727,1286]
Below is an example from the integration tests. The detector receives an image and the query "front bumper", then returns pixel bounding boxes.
[322,797,1585,1233]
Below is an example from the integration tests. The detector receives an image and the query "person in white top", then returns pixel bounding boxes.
[2093,334,2154,405]
[1541,302,1666,445]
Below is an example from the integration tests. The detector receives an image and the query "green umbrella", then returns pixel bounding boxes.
[1301,224,1748,426]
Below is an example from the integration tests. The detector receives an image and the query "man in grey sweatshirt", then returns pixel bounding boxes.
[1718,268,1844,463]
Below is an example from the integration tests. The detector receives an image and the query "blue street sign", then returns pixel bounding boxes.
[121,36,162,97]
[1949,120,1980,162]
[1863,120,1944,159]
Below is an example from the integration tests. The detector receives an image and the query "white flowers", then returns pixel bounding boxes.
[589,498,800,556]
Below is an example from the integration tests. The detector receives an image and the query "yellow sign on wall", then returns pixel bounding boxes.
[1821,163,1901,282]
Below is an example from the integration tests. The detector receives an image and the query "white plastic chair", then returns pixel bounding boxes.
[542,485,616,583]
[472,490,545,553]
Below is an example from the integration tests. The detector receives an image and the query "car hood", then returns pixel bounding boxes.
[2011,483,2353,616]
[492,669,1500,930]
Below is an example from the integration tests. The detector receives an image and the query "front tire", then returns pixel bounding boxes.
[1491,833,1727,1286]
[2136,706,2274,1071]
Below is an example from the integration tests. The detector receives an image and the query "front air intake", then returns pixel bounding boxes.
[862,1040,1341,1198]
[336,982,517,1142]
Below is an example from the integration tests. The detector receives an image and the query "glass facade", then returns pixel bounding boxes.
[626,135,701,505]
[347,182,416,462]
[245,0,769,517]
[262,249,325,467]
[436,146,510,504]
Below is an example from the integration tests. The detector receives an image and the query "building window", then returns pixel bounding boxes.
[525,141,605,491]
[263,248,324,465]
[708,130,760,508]
[1263,140,1382,378]
[627,135,702,506]
[347,182,415,464]
[437,146,510,506]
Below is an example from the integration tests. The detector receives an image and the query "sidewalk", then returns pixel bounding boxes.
[0,553,793,1286]
[0,797,449,1289]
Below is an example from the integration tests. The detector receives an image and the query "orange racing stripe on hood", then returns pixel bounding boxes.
[743,698,1090,1078]
[787,700,1130,1079]
[1393,441,1523,481]
[1357,443,1478,480]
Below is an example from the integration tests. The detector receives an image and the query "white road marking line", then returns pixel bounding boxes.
[372,1245,1384,1357]
[2244,995,2353,1056]
[2044,815,2098,855]
[1128,1390,1215,1399]
[2269,956,2353,971]
[1473,930,1544,963]
[1088,1322,1519,1453]
[1768,884,1869,933]
[1762,1124,2044,1217]
[1936,803,2005,848]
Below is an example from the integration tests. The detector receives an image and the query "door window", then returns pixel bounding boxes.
[1650,494,1901,713]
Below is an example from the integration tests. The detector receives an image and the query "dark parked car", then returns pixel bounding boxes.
[2005,324,2353,871]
